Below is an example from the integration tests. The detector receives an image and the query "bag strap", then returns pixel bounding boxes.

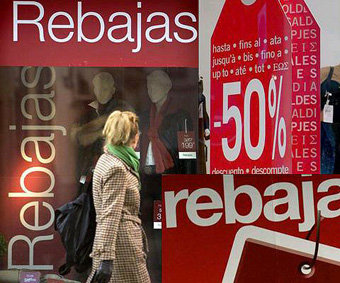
[82,167,94,193]
[58,263,72,275]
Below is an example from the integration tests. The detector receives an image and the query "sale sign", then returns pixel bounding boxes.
[280,0,321,173]
[210,0,293,174]
[0,0,198,67]
[162,174,340,283]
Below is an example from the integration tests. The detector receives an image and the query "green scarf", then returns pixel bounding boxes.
[107,144,140,180]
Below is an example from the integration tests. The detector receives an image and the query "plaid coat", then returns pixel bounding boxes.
[86,151,150,283]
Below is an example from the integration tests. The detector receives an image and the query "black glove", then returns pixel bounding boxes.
[93,260,113,283]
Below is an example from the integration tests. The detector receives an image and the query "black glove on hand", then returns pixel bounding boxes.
[93,260,113,283]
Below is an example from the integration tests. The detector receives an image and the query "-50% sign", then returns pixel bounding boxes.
[214,76,287,161]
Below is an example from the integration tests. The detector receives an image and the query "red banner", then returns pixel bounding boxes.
[0,0,198,67]
[281,0,321,173]
[210,0,293,174]
[162,174,340,282]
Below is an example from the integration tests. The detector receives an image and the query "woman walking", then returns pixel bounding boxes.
[87,111,150,283]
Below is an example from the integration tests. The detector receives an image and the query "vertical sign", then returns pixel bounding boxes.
[210,0,293,175]
[281,0,321,173]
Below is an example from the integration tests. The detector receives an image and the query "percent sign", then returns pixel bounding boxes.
[268,75,287,160]
[217,76,287,161]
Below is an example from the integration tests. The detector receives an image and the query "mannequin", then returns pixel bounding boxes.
[139,70,197,283]
[320,64,340,174]
[71,72,133,178]
[147,70,171,111]
[140,70,196,175]
[144,70,173,171]
[88,72,117,112]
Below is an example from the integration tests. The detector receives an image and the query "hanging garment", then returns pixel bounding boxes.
[321,67,340,173]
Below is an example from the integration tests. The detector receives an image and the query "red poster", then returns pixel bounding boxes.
[0,0,198,67]
[281,0,321,173]
[210,0,293,174]
[162,174,340,282]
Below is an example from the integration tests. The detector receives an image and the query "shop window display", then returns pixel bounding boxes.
[0,0,200,281]
[0,66,198,282]
[2,0,340,282]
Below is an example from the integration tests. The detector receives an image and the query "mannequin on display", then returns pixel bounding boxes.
[139,70,196,176]
[71,72,133,178]
[139,70,197,283]
[320,64,340,173]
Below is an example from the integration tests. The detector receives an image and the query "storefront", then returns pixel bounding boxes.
[0,0,339,282]
[0,1,198,282]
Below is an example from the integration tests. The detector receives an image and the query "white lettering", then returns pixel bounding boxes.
[164,190,188,228]
[186,188,223,227]
[146,12,172,43]
[8,235,54,270]
[318,179,340,218]
[224,175,262,224]
[263,182,300,222]
[8,167,55,198]
[108,12,133,43]
[21,91,56,121]
[21,67,56,89]
[174,12,197,43]
[299,180,315,231]
[77,1,104,43]
[21,134,56,163]
[13,1,45,42]
[20,201,55,231]
[48,12,74,42]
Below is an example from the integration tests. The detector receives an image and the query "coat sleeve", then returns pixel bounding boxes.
[94,165,127,260]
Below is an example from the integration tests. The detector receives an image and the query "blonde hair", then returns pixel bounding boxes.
[103,111,139,146]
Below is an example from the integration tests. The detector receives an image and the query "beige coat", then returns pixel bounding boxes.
[87,152,150,283]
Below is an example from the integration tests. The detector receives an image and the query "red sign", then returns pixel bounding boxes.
[210,0,292,174]
[0,0,198,67]
[281,0,321,173]
[162,174,340,282]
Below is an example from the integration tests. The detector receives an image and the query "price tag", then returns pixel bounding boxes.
[210,0,292,174]
[281,0,321,174]
[153,200,162,229]
[178,131,197,159]
[323,104,334,124]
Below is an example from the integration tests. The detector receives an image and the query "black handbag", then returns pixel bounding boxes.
[54,174,96,275]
